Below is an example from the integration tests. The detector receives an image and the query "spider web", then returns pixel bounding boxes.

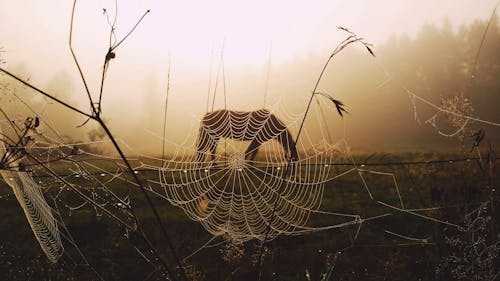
[125,91,425,245]
[1,26,498,272]
[0,133,64,262]
[0,85,133,273]
[139,99,356,241]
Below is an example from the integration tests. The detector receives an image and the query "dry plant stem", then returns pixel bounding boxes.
[30,148,178,280]
[98,4,115,116]
[314,98,334,142]
[256,62,331,281]
[97,59,109,115]
[0,133,16,151]
[262,43,272,108]
[206,48,214,112]
[1,126,36,167]
[0,68,187,280]
[111,10,150,51]
[70,0,97,116]
[0,108,22,139]
[96,118,188,281]
[470,0,500,83]
[26,153,134,230]
[162,56,171,162]
[0,68,91,118]
[294,36,362,143]
[68,2,185,278]
[98,8,150,114]
[222,57,227,110]
[1,62,183,281]
[127,206,179,281]
[255,161,295,280]
[257,41,337,280]
[257,31,371,280]
[0,107,21,144]
[211,41,225,112]
[8,89,70,141]
[2,5,186,280]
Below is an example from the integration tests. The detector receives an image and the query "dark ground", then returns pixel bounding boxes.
[0,152,498,281]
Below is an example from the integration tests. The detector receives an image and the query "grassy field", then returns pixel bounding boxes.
[0,152,498,280]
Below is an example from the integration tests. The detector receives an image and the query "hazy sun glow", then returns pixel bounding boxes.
[0,0,498,152]
[2,0,495,74]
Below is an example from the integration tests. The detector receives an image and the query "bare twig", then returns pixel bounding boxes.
[69,0,96,116]
[0,107,22,139]
[0,68,91,118]
[256,27,374,280]
[469,0,500,82]
[211,40,225,112]
[295,27,373,144]
[2,1,186,279]
[97,5,150,115]
[162,55,171,162]
[0,111,133,229]
[111,10,150,51]
[262,42,273,108]
[206,47,214,112]
[30,154,136,230]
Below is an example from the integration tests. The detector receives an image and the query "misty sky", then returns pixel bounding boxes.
[0,1,499,152]
[1,1,497,76]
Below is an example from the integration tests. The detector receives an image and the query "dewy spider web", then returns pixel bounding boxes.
[136,93,395,243]
[0,106,152,279]
[148,100,352,241]
[0,84,135,271]
[1,60,492,261]
[137,31,409,243]
[0,130,64,262]
[0,20,498,276]
[139,31,499,247]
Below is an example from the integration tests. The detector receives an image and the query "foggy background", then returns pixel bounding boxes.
[0,0,499,155]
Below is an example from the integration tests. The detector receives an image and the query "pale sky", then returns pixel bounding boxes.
[0,1,498,151]
[1,1,497,76]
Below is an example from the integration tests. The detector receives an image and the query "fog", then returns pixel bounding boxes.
[0,1,499,154]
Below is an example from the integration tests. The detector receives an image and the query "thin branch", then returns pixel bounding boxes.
[7,153,73,170]
[27,153,135,230]
[111,9,150,51]
[126,199,179,281]
[69,0,97,116]
[98,6,117,115]
[0,107,22,139]
[263,42,272,108]
[206,47,214,112]
[97,7,150,115]
[294,28,373,144]
[1,110,178,279]
[2,2,183,279]
[96,118,188,281]
[0,132,17,148]
[211,40,225,111]
[162,54,171,162]
[256,28,374,280]
[90,5,183,276]
[0,68,92,118]
[469,0,500,82]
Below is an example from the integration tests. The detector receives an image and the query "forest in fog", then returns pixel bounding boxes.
[0,2,499,281]
[2,17,499,153]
